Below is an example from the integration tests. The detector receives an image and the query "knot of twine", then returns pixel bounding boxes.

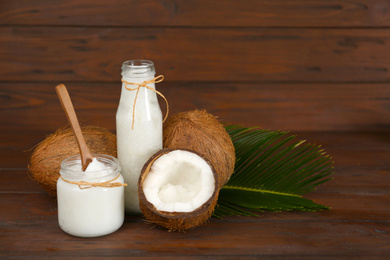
[61,174,127,190]
[121,75,169,130]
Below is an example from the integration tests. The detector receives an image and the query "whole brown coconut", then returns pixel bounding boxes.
[28,126,117,197]
[163,110,235,189]
[139,148,219,232]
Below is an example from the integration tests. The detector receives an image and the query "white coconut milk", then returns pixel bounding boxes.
[57,154,125,237]
[116,60,163,214]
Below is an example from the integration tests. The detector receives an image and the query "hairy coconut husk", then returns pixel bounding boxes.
[28,125,117,197]
[163,110,235,189]
[138,148,219,232]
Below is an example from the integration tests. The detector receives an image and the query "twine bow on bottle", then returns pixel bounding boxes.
[61,174,127,190]
[121,75,169,130]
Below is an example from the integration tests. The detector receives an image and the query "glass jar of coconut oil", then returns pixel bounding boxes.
[57,154,125,237]
[116,60,163,214]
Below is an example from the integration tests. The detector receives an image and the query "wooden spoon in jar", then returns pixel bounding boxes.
[55,84,93,171]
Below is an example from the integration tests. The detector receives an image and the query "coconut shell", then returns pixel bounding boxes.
[163,110,235,189]
[138,148,219,232]
[28,125,117,197]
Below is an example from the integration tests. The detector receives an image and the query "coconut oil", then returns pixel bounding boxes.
[116,60,163,214]
[57,154,125,237]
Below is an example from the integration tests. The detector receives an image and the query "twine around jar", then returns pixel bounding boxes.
[60,174,127,190]
[121,75,169,130]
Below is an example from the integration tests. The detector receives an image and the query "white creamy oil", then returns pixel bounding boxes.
[84,157,107,171]
[143,150,215,213]
[57,154,125,237]
[116,60,163,214]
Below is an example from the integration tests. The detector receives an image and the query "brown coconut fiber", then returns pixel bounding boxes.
[28,125,117,197]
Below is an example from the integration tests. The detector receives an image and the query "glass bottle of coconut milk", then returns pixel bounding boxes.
[116,60,163,214]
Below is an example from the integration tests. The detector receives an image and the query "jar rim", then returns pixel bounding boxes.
[60,154,120,180]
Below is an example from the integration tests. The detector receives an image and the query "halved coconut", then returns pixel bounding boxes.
[138,148,219,231]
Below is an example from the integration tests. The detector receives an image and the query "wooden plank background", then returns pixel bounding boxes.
[1,0,390,258]
[1,0,389,27]
[1,0,389,138]
[0,0,388,170]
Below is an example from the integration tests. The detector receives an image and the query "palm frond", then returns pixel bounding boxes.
[214,126,334,218]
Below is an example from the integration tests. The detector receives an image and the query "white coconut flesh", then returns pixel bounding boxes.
[142,150,215,213]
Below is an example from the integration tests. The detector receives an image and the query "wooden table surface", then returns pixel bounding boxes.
[1,131,389,259]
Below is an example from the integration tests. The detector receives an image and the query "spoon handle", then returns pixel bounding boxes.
[55,84,93,171]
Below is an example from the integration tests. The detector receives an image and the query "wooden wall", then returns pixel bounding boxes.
[1,0,389,168]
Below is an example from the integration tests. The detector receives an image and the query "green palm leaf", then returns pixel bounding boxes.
[214,126,334,218]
